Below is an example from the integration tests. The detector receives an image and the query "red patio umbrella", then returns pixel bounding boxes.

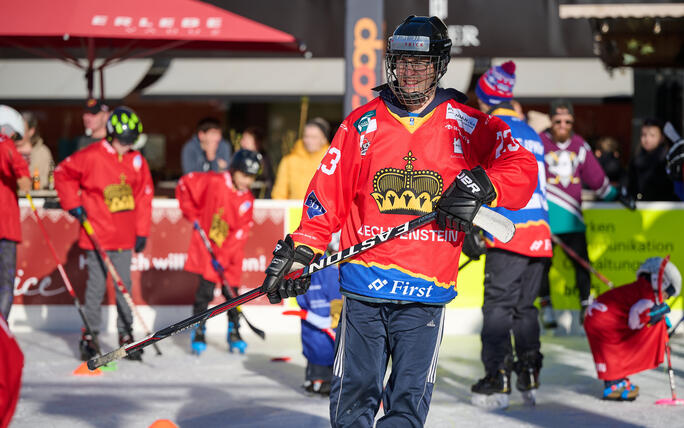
[0,0,304,98]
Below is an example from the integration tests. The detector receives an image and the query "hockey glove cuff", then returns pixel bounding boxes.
[648,302,670,326]
[262,235,316,304]
[435,167,496,233]
[211,259,225,275]
[68,206,87,222]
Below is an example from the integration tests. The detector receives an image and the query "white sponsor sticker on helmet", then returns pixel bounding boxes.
[389,35,430,52]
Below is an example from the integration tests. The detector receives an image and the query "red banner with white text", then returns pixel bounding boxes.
[14,200,290,306]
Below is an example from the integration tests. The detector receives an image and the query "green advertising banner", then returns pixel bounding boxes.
[548,204,683,310]
[450,203,684,309]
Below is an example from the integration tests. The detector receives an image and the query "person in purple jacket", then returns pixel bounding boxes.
[538,99,634,329]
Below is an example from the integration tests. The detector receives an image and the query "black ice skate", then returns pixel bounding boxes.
[471,369,511,410]
[514,350,543,406]
[119,330,143,361]
[79,329,99,361]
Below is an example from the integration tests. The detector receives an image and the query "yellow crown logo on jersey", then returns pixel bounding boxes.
[209,207,229,248]
[103,174,135,213]
[371,151,443,215]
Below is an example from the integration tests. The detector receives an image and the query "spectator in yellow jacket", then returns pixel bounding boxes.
[272,117,330,200]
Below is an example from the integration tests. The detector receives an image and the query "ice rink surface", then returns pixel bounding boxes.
[11,328,684,428]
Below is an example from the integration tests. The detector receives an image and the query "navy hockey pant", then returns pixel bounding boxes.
[539,231,591,302]
[330,297,444,428]
[482,249,548,373]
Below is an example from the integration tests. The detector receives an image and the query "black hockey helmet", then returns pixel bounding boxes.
[106,106,142,145]
[230,149,262,176]
[385,15,452,107]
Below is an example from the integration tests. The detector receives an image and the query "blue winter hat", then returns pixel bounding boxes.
[475,61,516,106]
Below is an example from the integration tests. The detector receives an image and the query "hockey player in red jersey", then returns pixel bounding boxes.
[54,106,153,361]
[176,149,260,355]
[0,105,31,321]
[261,16,537,427]
[583,257,681,401]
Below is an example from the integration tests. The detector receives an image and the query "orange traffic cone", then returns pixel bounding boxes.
[148,420,179,428]
[72,362,102,376]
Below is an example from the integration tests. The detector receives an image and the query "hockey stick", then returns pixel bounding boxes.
[654,255,684,405]
[88,207,514,369]
[80,219,162,356]
[192,221,265,340]
[550,234,615,289]
[26,194,103,357]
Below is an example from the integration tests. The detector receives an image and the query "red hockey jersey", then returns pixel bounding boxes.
[54,140,153,251]
[0,316,23,428]
[176,171,254,285]
[583,277,667,380]
[290,93,537,304]
[0,135,30,242]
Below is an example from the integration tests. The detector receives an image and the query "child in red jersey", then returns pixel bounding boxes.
[0,105,31,321]
[54,106,152,361]
[177,149,261,355]
[584,257,681,401]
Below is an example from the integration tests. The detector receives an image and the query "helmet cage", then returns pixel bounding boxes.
[385,22,451,107]
[385,51,448,107]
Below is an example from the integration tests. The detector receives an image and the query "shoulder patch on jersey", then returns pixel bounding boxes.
[445,104,478,134]
[133,154,142,170]
[304,191,327,219]
[239,200,252,215]
[354,110,377,134]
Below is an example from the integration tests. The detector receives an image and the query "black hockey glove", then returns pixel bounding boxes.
[461,227,486,260]
[262,235,317,304]
[617,186,636,211]
[435,167,496,233]
[68,206,87,222]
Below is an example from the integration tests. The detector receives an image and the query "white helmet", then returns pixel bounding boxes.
[637,257,682,298]
[0,105,25,139]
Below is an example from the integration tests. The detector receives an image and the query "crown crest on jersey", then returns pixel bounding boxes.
[209,207,229,248]
[371,151,443,215]
[103,174,135,213]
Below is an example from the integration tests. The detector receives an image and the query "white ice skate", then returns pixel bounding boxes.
[521,389,536,406]
[471,392,510,410]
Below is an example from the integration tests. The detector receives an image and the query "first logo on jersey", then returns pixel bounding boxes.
[305,191,327,219]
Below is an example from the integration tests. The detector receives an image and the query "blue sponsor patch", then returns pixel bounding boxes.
[305,191,327,219]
